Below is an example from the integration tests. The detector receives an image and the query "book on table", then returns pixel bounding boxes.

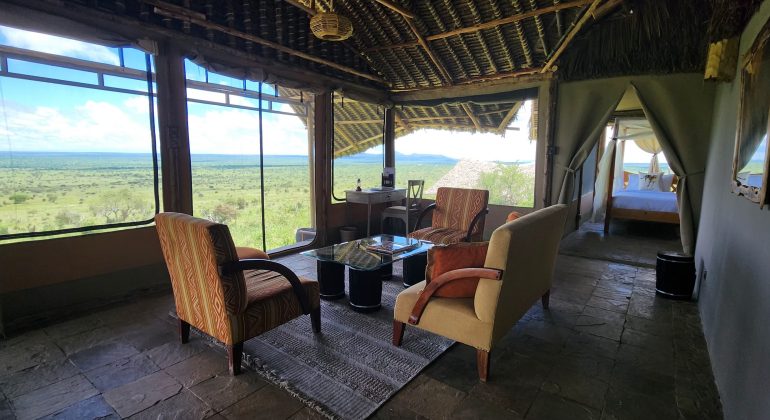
[362,239,419,255]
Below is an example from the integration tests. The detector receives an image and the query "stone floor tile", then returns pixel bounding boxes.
[552,353,615,384]
[624,314,672,338]
[220,384,305,420]
[54,326,120,356]
[602,385,678,420]
[0,359,79,399]
[10,374,98,420]
[70,342,140,372]
[541,367,609,410]
[83,353,160,392]
[515,320,577,346]
[468,356,550,416]
[189,372,267,412]
[372,404,429,420]
[585,296,629,314]
[0,340,66,377]
[0,330,49,351]
[114,321,179,353]
[287,406,327,420]
[592,286,632,301]
[102,371,183,418]
[144,340,209,369]
[128,389,214,420]
[610,364,675,399]
[164,350,229,387]
[573,315,624,341]
[0,397,13,420]
[616,343,674,374]
[38,394,118,420]
[452,395,522,419]
[562,333,620,360]
[620,328,672,352]
[43,313,105,340]
[424,353,479,393]
[525,392,600,420]
[387,376,466,419]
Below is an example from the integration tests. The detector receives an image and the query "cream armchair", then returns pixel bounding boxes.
[392,205,568,381]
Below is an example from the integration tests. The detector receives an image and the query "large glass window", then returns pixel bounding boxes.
[332,97,384,202]
[0,26,160,241]
[185,60,313,251]
[395,99,538,207]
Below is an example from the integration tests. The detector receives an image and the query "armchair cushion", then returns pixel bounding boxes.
[425,242,489,298]
[236,247,270,260]
[409,227,469,245]
[394,281,494,350]
[242,269,320,339]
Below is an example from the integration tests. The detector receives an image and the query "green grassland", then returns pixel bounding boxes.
[1,152,537,250]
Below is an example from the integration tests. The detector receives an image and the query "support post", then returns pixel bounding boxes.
[384,107,396,169]
[155,42,193,214]
[314,92,333,245]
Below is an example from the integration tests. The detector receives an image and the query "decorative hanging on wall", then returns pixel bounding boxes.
[310,0,353,41]
[704,37,739,81]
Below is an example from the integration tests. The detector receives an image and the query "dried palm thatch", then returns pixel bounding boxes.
[708,0,763,42]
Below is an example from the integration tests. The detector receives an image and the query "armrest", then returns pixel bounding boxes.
[413,202,436,231]
[408,267,503,325]
[220,259,311,315]
[464,208,489,242]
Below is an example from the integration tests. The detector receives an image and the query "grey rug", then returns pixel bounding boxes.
[241,261,453,420]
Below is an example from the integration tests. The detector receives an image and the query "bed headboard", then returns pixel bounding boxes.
[622,170,678,192]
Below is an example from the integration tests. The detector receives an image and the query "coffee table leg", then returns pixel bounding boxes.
[317,260,345,300]
[379,263,392,280]
[348,267,382,312]
[402,252,428,287]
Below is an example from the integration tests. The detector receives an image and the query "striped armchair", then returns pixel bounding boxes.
[408,187,490,245]
[155,213,320,375]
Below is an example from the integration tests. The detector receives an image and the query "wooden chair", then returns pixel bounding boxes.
[155,212,320,375]
[381,179,425,235]
[393,205,568,381]
[408,187,489,245]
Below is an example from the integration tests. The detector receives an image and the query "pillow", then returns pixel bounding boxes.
[626,173,640,190]
[425,242,489,298]
[659,174,675,192]
[638,172,662,191]
[506,211,522,223]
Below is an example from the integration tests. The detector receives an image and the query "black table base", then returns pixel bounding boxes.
[348,265,390,312]
[317,260,345,300]
[402,252,428,287]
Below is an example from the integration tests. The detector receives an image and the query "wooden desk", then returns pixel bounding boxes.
[345,189,406,236]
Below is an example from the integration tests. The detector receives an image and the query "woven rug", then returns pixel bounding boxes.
[240,261,453,419]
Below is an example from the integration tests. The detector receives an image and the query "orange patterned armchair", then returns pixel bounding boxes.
[408,187,490,245]
[155,212,320,375]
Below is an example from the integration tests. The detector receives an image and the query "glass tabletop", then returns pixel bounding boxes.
[301,235,433,271]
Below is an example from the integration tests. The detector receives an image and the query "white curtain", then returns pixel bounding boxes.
[634,137,663,173]
[592,140,616,222]
[613,140,626,193]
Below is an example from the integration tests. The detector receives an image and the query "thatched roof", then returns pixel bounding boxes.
[6,0,760,154]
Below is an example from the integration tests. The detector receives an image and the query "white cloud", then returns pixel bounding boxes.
[0,26,120,65]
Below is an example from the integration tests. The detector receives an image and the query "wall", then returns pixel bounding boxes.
[0,227,169,332]
[696,2,770,418]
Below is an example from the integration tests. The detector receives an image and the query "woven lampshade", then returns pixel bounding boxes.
[310,12,353,41]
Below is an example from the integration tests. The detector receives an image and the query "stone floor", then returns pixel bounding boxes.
[0,239,722,419]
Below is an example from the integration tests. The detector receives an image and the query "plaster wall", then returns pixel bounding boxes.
[696,2,770,418]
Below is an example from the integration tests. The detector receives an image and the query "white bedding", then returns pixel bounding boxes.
[612,190,678,213]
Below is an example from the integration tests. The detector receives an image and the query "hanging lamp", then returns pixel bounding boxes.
[310,0,353,41]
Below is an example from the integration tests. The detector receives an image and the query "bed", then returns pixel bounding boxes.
[603,171,680,233]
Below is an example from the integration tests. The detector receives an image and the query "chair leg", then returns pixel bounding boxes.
[541,289,551,310]
[311,307,321,333]
[179,319,190,344]
[392,321,405,346]
[227,342,243,375]
[477,349,490,382]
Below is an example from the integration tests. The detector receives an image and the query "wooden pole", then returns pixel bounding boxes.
[373,0,416,19]
[604,122,620,234]
[541,0,603,73]
[425,0,592,41]
[497,102,523,134]
[384,108,396,168]
[461,103,482,130]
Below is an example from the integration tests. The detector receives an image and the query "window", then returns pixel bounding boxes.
[0,26,160,241]
[395,99,538,208]
[185,60,313,251]
[332,96,384,202]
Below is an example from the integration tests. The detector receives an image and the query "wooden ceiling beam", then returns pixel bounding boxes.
[394,110,412,132]
[425,0,592,41]
[363,41,421,53]
[283,0,316,15]
[147,1,386,83]
[404,18,454,85]
[373,0,416,19]
[408,123,495,130]
[461,103,483,130]
[541,0,603,73]
[497,101,523,134]
[528,0,550,56]
[390,72,549,103]
[335,119,383,124]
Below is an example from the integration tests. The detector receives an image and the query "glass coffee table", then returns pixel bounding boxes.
[301,235,433,312]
